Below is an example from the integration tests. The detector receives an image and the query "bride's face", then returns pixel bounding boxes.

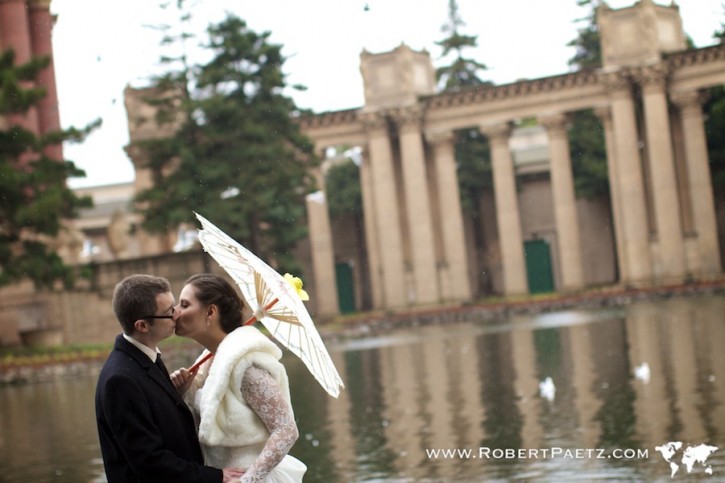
[174,284,208,338]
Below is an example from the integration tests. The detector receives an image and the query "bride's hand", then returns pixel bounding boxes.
[169,367,196,396]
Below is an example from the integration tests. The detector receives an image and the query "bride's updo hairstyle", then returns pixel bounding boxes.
[184,273,245,334]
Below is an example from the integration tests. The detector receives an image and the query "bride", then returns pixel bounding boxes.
[170,273,306,482]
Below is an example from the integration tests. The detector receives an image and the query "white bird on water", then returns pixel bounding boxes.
[634,362,651,384]
[539,377,556,402]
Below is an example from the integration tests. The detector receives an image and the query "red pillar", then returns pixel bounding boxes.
[0,0,41,137]
[29,0,63,160]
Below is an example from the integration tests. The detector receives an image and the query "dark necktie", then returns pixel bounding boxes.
[155,355,171,380]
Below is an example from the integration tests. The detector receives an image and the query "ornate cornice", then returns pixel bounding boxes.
[297,108,360,130]
[422,69,600,111]
[665,43,725,69]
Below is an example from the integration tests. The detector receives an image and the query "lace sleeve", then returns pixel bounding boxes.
[240,365,299,483]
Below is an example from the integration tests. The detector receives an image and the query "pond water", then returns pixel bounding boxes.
[1,294,723,482]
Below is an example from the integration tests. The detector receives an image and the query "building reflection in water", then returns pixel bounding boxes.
[295,295,725,482]
[1,296,723,482]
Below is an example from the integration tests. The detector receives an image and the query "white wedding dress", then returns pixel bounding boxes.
[186,327,306,483]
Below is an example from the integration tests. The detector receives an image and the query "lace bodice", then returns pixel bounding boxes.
[238,365,299,482]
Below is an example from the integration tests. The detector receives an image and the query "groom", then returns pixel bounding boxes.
[95,274,242,482]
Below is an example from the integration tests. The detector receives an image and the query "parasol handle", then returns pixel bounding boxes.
[189,298,279,374]
[244,297,278,326]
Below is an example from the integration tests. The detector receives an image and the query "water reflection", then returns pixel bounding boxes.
[0,295,723,482]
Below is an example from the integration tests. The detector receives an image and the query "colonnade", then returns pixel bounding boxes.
[305,60,721,313]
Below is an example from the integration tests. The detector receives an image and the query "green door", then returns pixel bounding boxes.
[524,239,555,294]
[335,262,356,314]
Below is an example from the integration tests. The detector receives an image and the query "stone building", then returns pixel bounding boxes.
[2,0,724,347]
[298,0,724,312]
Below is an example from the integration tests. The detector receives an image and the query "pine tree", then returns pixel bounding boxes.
[704,12,725,192]
[0,50,93,288]
[567,0,609,199]
[433,0,495,293]
[133,13,317,270]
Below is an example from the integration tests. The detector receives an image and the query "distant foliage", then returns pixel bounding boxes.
[567,0,608,198]
[0,50,94,288]
[434,0,492,215]
[326,159,362,220]
[133,6,318,270]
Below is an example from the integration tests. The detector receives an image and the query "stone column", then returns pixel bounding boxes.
[306,191,340,316]
[671,91,722,275]
[358,147,384,309]
[394,107,439,304]
[637,64,685,280]
[362,112,407,308]
[480,122,528,295]
[539,113,584,291]
[594,106,628,282]
[426,130,472,302]
[0,0,41,136]
[601,70,652,283]
[29,0,62,160]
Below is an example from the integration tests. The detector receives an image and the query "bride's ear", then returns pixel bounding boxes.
[207,304,219,321]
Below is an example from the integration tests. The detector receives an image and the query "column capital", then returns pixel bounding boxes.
[425,129,455,147]
[593,105,612,124]
[390,106,424,132]
[633,63,669,93]
[359,111,388,132]
[539,113,569,138]
[598,69,633,96]
[670,90,707,110]
[479,122,512,145]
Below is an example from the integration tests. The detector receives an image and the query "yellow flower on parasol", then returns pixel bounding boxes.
[190,212,344,398]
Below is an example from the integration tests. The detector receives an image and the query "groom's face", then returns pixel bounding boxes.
[143,291,177,343]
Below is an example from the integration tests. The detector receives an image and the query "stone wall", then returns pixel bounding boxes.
[0,251,213,347]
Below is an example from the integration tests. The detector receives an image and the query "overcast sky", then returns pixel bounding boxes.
[49,0,724,188]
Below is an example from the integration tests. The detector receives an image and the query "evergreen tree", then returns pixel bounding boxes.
[435,0,488,90]
[705,12,725,192]
[567,0,609,199]
[568,0,602,71]
[434,0,493,293]
[133,13,317,270]
[0,50,93,288]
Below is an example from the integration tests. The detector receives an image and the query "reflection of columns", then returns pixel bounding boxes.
[666,302,706,442]
[363,113,407,308]
[306,191,339,316]
[510,328,543,449]
[568,325,601,448]
[381,343,420,473]
[601,71,651,283]
[359,148,384,309]
[637,65,685,280]
[29,0,62,160]
[671,91,722,275]
[480,122,527,295]
[426,130,472,302]
[395,108,439,304]
[0,0,40,135]
[540,113,584,291]
[326,350,356,474]
[626,304,668,444]
[595,107,628,282]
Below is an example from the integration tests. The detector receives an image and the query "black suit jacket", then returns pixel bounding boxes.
[95,334,221,483]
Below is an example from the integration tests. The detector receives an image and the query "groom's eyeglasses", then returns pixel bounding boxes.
[142,307,175,320]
